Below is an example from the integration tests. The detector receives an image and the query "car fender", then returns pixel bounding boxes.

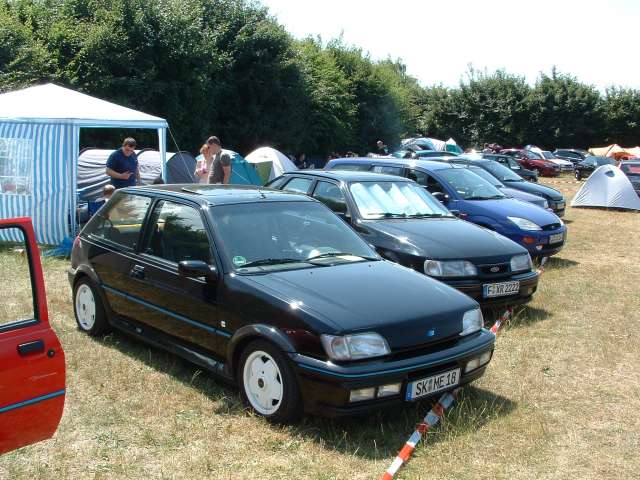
[70,264,115,318]
[227,324,297,373]
[467,214,501,231]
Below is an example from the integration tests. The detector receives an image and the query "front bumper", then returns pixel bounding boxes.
[445,270,538,307]
[291,330,495,417]
[548,201,566,218]
[508,228,566,257]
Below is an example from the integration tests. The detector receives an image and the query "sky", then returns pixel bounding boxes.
[260,0,640,91]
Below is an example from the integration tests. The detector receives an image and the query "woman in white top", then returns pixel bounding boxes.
[194,141,215,184]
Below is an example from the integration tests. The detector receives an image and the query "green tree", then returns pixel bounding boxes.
[600,87,640,146]
[525,68,603,148]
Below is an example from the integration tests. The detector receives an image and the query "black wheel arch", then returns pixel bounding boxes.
[227,324,297,376]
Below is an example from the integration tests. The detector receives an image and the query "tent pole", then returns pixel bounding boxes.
[158,127,167,182]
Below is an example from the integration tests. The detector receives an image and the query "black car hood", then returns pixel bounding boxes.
[502,180,563,201]
[240,261,478,349]
[361,217,525,263]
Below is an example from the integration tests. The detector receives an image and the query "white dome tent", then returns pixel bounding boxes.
[571,165,640,210]
[245,147,297,183]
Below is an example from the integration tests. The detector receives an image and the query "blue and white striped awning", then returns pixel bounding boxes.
[0,84,167,245]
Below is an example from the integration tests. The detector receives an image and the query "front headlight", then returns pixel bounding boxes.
[507,216,542,231]
[424,259,477,277]
[510,253,532,272]
[320,332,390,361]
[460,308,484,336]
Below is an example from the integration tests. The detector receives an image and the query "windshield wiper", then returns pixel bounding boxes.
[466,195,504,200]
[367,212,408,218]
[406,213,449,218]
[306,252,377,261]
[240,258,304,268]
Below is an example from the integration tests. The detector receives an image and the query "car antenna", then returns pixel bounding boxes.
[181,187,202,195]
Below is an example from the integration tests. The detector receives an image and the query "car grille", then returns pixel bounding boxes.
[542,223,561,231]
[388,335,460,361]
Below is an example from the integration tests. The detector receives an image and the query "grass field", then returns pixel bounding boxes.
[1,178,639,479]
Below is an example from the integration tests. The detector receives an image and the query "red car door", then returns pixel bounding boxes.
[0,218,65,455]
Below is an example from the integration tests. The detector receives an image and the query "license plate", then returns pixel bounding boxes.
[483,281,519,298]
[555,202,565,209]
[549,233,564,244]
[406,368,460,401]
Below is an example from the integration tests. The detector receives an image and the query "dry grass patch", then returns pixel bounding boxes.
[1,180,639,479]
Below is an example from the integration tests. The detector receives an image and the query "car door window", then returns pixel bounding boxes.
[83,193,151,250]
[266,176,288,189]
[371,165,403,176]
[283,177,313,194]
[406,168,430,186]
[143,200,212,264]
[0,227,34,328]
[408,169,445,194]
[312,181,348,214]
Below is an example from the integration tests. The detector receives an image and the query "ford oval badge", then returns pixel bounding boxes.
[426,329,435,337]
[490,266,500,273]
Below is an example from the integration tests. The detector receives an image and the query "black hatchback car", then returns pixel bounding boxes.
[574,156,616,180]
[69,185,495,421]
[267,171,539,308]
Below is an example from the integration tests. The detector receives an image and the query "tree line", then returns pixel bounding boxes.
[2,0,640,158]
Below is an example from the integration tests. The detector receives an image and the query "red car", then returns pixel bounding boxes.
[500,149,561,177]
[0,218,65,455]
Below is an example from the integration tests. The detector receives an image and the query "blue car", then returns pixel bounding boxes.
[326,158,567,258]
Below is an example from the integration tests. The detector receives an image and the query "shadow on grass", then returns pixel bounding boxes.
[508,306,552,329]
[292,386,516,460]
[543,256,579,269]
[96,329,245,415]
[97,329,517,460]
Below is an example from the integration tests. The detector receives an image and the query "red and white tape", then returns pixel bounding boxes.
[380,305,515,479]
[380,388,460,480]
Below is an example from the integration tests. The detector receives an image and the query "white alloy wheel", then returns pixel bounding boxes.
[75,283,96,331]
[242,350,284,415]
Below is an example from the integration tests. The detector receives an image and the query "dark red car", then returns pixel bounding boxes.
[500,149,560,177]
[0,218,66,454]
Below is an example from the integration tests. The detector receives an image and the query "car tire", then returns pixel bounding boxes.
[238,339,302,423]
[73,278,110,336]
[574,170,582,181]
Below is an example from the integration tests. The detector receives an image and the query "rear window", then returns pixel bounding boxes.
[83,193,152,250]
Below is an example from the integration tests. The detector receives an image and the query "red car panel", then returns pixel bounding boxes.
[0,217,65,455]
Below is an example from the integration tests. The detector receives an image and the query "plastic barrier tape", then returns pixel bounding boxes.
[380,304,516,479]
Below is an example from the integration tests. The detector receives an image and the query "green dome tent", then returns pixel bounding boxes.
[195,150,262,185]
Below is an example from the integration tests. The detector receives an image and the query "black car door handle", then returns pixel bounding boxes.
[17,339,45,356]
[130,265,145,279]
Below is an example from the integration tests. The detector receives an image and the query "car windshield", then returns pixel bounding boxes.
[349,180,453,219]
[438,169,506,200]
[482,161,524,182]
[209,201,377,272]
[542,151,556,159]
[524,150,543,159]
[587,156,616,166]
[467,167,504,187]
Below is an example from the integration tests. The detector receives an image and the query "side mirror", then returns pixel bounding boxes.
[449,209,461,217]
[178,260,217,281]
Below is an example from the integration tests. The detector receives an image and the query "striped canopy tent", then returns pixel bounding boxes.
[0,83,167,245]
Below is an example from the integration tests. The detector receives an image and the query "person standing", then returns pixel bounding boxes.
[376,140,389,156]
[106,137,140,189]
[194,141,215,184]
[207,136,232,184]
